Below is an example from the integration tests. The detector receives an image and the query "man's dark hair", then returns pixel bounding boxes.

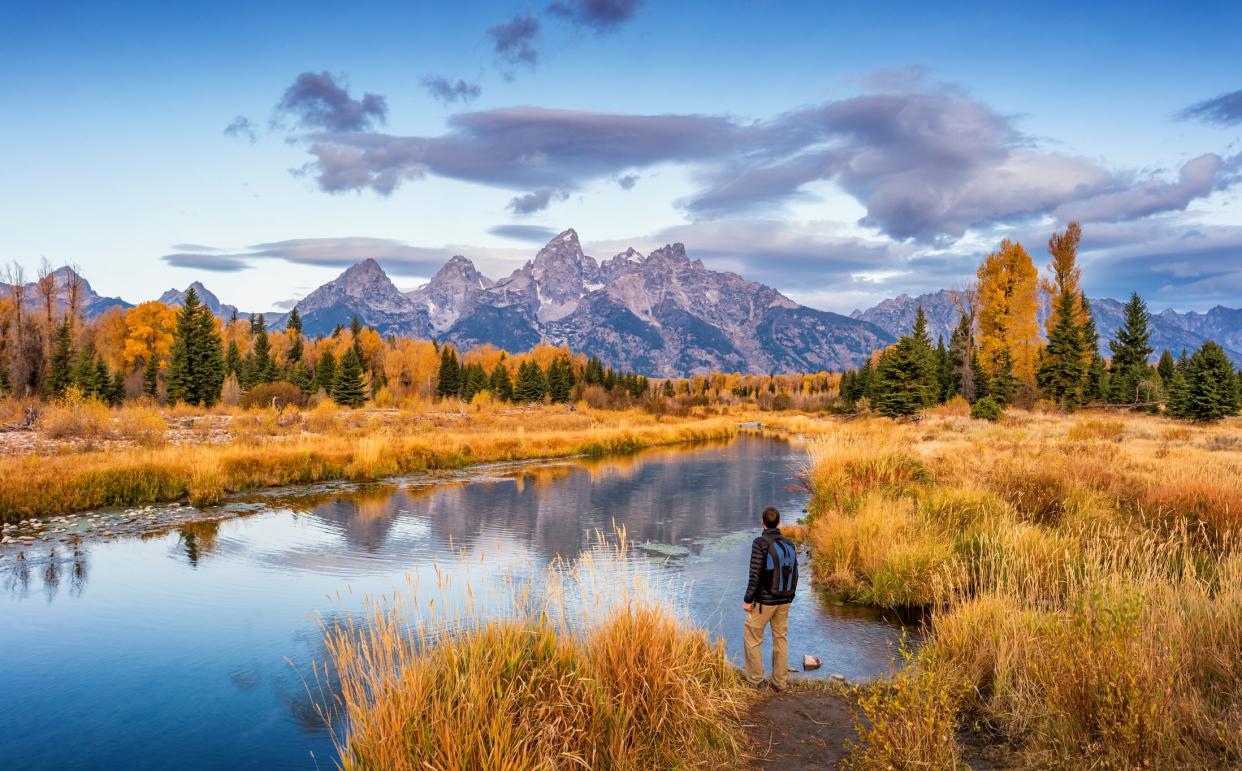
[762,507,780,529]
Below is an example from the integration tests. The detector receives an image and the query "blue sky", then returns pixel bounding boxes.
[2,0,1241,313]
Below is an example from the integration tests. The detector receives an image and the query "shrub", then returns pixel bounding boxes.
[39,388,111,439]
[970,396,1002,421]
[115,406,168,447]
[240,380,305,410]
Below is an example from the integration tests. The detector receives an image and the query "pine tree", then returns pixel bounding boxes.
[1156,350,1176,388]
[1037,283,1087,408]
[109,370,126,405]
[461,362,488,402]
[312,350,335,393]
[547,356,573,403]
[167,286,225,406]
[72,344,100,397]
[935,336,953,403]
[1180,341,1240,421]
[584,356,604,385]
[514,360,548,403]
[287,307,304,365]
[350,316,364,358]
[436,347,461,398]
[143,352,160,398]
[93,358,110,401]
[1108,292,1154,404]
[948,313,975,402]
[871,308,939,418]
[489,361,513,402]
[225,338,241,377]
[247,314,275,387]
[332,346,367,407]
[44,322,74,399]
[1166,367,1190,419]
[1083,354,1108,404]
[989,349,1018,406]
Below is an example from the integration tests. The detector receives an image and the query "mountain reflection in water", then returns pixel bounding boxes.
[0,436,915,771]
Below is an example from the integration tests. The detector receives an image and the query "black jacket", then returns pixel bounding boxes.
[744,528,795,606]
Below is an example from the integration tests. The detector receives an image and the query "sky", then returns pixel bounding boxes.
[2,0,1241,314]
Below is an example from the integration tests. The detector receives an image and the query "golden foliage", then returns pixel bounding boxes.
[976,238,1040,383]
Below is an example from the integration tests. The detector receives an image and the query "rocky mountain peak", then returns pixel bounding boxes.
[645,243,692,267]
[300,259,415,317]
[408,255,492,332]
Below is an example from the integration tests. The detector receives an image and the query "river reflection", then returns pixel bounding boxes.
[0,436,915,770]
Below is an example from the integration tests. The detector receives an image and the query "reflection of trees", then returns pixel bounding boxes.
[177,520,222,567]
[3,541,89,601]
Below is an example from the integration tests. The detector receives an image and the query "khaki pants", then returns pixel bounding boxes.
[743,602,790,689]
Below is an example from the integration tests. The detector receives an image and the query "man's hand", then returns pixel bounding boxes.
[743,602,754,612]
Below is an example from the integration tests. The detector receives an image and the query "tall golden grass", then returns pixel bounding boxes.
[0,407,740,521]
[804,412,1242,767]
[318,536,749,770]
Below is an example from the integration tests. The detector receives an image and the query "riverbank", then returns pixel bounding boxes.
[802,411,1242,767]
[0,403,764,523]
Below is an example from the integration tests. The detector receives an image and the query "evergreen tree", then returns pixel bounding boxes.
[314,350,337,393]
[1180,341,1240,421]
[661,380,675,398]
[584,356,604,385]
[461,362,488,402]
[247,314,275,387]
[288,360,313,392]
[490,361,513,402]
[1166,367,1190,419]
[225,338,241,377]
[1108,292,1154,404]
[44,322,74,399]
[167,286,225,406]
[349,316,364,359]
[287,307,304,364]
[436,347,461,398]
[989,348,1018,406]
[109,370,126,405]
[547,356,573,403]
[1156,350,1176,388]
[947,313,976,402]
[93,358,110,401]
[1037,283,1088,408]
[871,308,939,418]
[332,346,367,407]
[1083,354,1108,403]
[143,353,160,398]
[72,344,100,397]
[935,336,953,403]
[514,360,548,403]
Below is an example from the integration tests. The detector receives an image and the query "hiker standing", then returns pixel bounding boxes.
[742,506,798,690]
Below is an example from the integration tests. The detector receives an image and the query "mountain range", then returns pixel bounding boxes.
[5,229,1241,373]
[851,290,1242,364]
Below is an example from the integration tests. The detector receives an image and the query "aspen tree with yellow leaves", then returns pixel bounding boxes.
[975,239,1040,389]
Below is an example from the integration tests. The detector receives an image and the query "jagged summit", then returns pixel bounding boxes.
[293,258,429,337]
[407,255,493,332]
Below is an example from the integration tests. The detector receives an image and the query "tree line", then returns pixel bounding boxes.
[840,223,1242,422]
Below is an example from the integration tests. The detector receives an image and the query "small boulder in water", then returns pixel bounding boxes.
[802,654,821,671]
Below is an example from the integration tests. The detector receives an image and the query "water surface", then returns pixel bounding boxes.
[0,435,914,770]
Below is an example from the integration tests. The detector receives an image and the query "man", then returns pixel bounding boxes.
[743,506,798,690]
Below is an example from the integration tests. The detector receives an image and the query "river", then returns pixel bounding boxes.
[0,435,915,769]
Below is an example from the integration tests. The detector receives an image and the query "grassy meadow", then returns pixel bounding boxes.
[802,409,1242,768]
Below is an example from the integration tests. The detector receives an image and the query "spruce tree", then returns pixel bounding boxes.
[93,358,110,401]
[143,352,160,398]
[871,308,939,418]
[1083,354,1108,403]
[332,346,367,407]
[490,360,513,402]
[72,344,100,397]
[436,347,461,398]
[109,370,126,405]
[1037,284,1087,408]
[935,336,953,403]
[1108,292,1154,404]
[514,360,548,403]
[314,350,337,393]
[460,362,487,402]
[167,285,224,406]
[1167,367,1191,419]
[970,351,990,402]
[1156,350,1176,388]
[44,322,74,399]
[989,348,1018,406]
[947,313,975,402]
[248,315,275,386]
[1181,341,1240,422]
[547,356,573,403]
[287,307,304,365]
[225,338,241,377]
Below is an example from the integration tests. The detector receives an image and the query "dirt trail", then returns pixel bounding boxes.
[744,687,856,769]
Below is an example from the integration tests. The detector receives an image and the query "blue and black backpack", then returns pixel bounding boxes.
[764,535,798,599]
